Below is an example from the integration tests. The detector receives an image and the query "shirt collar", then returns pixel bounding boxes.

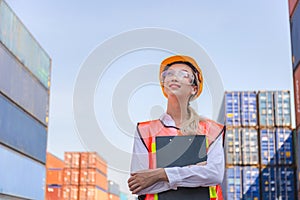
[159,113,176,127]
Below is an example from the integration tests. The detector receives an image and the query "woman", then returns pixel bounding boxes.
[128,55,225,200]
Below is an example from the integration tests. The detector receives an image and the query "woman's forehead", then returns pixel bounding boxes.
[168,63,193,72]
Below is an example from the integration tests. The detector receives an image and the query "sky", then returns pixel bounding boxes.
[4,0,295,198]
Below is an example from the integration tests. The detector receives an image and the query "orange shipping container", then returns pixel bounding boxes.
[79,185,108,200]
[289,0,299,17]
[64,152,81,168]
[80,152,107,174]
[80,168,108,190]
[46,152,64,168]
[108,193,120,200]
[62,185,79,200]
[47,168,63,185]
[63,168,80,185]
[46,185,62,200]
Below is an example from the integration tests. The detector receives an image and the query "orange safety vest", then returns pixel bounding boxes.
[137,119,225,200]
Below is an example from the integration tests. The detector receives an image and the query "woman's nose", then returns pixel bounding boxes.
[170,74,179,81]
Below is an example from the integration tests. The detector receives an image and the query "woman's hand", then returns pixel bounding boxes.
[127,168,168,194]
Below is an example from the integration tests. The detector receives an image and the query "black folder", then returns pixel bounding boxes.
[155,135,210,200]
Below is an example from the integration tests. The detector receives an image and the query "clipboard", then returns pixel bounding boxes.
[155,135,210,200]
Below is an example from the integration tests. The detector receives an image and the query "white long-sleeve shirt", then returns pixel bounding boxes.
[130,113,225,195]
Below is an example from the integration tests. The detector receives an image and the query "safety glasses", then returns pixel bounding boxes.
[161,69,195,85]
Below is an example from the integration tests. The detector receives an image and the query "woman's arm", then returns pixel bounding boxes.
[128,129,175,195]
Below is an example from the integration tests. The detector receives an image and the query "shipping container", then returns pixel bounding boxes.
[258,91,275,127]
[79,185,108,200]
[225,128,242,165]
[0,0,51,88]
[274,91,291,127]
[46,185,62,200]
[276,128,294,165]
[0,93,47,163]
[119,192,128,200]
[80,152,107,175]
[277,166,296,199]
[291,2,300,70]
[261,167,277,200]
[108,193,120,200]
[46,152,64,168]
[296,128,300,196]
[62,185,79,200]
[47,168,64,185]
[63,168,80,185]
[0,144,45,200]
[0,43,49,125]
[225,92,241,127]
[80,168,108,191]
[241,128,259,165]
[108,180,120,196]
[64,152,80,168]
[240,91,257,127]
[242,166,260,200]
[224,166,242,200]
[293,66,300,127]
[289,0,299,17]
[260,129,277,165]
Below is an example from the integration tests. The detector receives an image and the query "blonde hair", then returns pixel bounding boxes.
[180,106,206,135]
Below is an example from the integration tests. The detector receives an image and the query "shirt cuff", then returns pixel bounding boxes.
[164,167,181,189]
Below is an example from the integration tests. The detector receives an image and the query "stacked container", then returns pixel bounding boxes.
[62,152,108,200]
[79,152,108,200]
[221,91,296,199]
[223,91,260,200]
[46,153,64,200]
[46,151,125,199]
[108,180,120,200]
[119,192,128,200]
[0,0,51,199]
[290,0,300,197]
[258,91,296,200]
[63,152,81,200]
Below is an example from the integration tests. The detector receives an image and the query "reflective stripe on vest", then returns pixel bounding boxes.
[137,119,225,200]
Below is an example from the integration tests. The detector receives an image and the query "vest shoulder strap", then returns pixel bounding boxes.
[137,120,162,152]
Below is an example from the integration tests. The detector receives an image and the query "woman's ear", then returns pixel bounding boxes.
[192,85,198,95]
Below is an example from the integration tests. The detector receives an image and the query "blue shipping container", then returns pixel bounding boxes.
[291,1,300,69]
[225,92,241,127]
[261,167,277,199]
[225,128,242,165]
[276,128,294,165]
[260,129,277,165]
[258,91,275,127]
[0,144,45,199]
[240,91,257,127]
[120,192,128,200]
[242,166,260,200]
[273,91,291,127]
[0,42,49,125]
[224,166,242,200]
[0,93,47,163]
[241,128,259,165]
[108,180,120,196]
[277,167,295,200]
[0,0,51,88]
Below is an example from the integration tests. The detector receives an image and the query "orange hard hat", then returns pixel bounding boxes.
[159,55,203,100]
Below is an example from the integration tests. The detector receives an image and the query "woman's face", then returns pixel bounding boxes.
[162,63,197,100]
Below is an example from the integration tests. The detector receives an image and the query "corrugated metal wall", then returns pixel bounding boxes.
[0,0,51,199]
[290,0,300,198]
[222,91,297,200]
